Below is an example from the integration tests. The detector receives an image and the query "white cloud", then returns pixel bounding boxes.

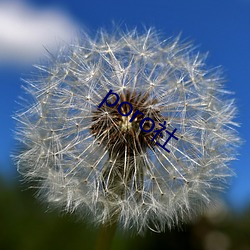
[0,1,78,65]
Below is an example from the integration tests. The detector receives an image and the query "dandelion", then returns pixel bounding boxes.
[14,27,240,234]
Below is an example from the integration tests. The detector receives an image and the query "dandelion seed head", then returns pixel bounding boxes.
[14,27,240,233]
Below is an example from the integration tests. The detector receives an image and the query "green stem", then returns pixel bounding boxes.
[94,221,117,250]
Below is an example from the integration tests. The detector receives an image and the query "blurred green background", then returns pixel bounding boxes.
[1,175,250,250]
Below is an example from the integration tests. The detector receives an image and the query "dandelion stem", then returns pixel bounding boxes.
[94,221,117,250]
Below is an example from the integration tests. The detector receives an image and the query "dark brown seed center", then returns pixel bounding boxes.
[90,90,163,159]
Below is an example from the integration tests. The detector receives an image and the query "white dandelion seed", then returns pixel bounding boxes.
[14,27,240,233]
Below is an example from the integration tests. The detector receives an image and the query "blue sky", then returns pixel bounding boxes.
[0,0,249,210]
